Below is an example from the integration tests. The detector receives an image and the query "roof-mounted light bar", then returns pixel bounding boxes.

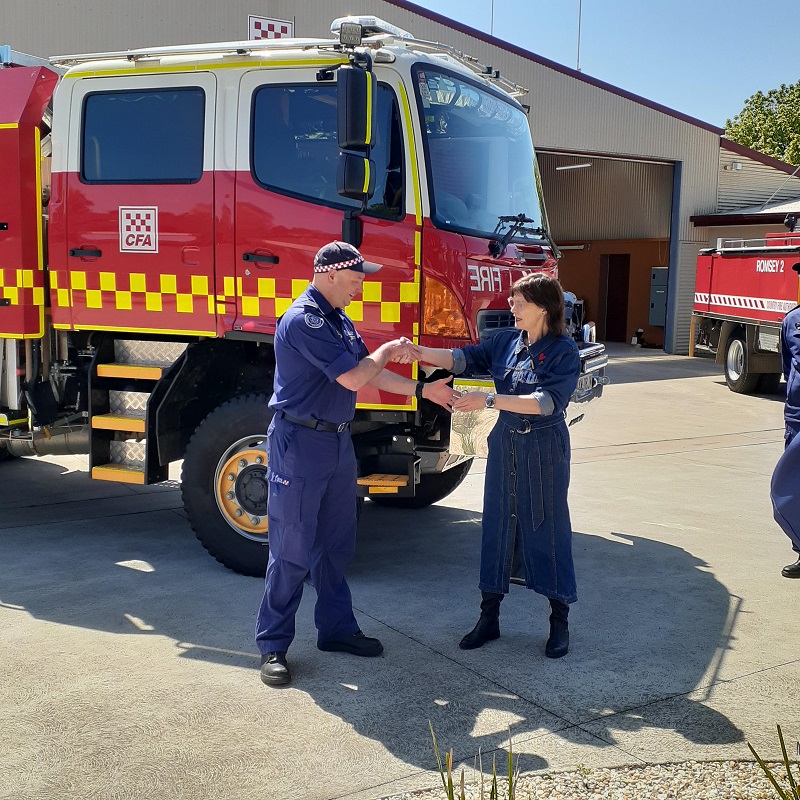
[331,16,414,43]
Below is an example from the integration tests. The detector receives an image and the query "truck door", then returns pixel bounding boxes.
[232,70,419,394]
[62,73,217,336]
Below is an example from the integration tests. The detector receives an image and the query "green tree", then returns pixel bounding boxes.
[725,81,800,166]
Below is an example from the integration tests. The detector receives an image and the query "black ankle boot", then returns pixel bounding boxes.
[545,599,569,658]
[459,592,503,650]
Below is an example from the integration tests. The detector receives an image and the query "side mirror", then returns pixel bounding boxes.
[337,65,377,152]
[337,152,375,201]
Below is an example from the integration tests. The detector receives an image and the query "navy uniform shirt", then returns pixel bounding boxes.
[782,304,800,433]
[453,329,580,418]
[269,284,369,424]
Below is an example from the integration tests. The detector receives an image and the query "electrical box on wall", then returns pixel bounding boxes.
[649,267,668,327]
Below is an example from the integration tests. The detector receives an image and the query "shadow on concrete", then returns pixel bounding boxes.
[0,456,744,775]
[300,502,745,769]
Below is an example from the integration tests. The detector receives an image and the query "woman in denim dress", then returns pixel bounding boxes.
[414,273,580,657]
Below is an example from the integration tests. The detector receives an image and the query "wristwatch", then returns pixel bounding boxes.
[415,381,425,403]
[485,392,496,409]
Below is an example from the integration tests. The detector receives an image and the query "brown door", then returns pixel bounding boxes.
[601,254,630,342]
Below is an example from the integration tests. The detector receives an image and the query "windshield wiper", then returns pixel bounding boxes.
[488,214,561,260]
[488,214,539,257]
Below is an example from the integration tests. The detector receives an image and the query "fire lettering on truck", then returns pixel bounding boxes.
[755,259,784,273]
[119,207,159,253]
[468,264,503,293]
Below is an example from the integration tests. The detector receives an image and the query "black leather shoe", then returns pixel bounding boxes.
[545,599,569,658]
[260,652,291,686]
[318,630,384,657]
[782,557,800,579]
[459,615,500,649]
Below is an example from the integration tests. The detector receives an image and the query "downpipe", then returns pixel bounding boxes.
[6,427,90,457]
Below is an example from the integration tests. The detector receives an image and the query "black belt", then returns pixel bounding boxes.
[277,410,350,433]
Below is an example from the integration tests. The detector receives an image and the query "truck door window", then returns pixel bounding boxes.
[81,88,205,183]
[251,84,404,219]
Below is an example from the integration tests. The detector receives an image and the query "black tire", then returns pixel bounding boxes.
[182,393,273,577]
[724,334,760,394]
[369,458,473,509]
[0,444,15,462]
[757,372,783,395]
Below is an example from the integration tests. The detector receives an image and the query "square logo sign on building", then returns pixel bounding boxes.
[248,15,294,40]
[120,206,158,253]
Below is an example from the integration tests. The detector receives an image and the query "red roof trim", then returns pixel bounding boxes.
[383,0,723,135]
[690,212,789,227]
[720,139,800,177]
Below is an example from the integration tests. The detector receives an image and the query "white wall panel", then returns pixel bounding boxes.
[717,150,800,213]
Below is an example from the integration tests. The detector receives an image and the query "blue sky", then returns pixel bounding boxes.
[415,0,798,128]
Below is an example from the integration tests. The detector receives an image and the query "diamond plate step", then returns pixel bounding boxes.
[91,414,146,433]
[96,363,164,380]
[91,464,145,484]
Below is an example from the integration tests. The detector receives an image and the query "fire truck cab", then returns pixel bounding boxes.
[0,18,607,575]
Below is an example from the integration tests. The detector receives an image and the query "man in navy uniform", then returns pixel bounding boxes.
[256,241,459,685]
[772,261,800,578]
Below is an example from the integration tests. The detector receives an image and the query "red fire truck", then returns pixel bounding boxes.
[0,17,607,575]
[693,217,800,393]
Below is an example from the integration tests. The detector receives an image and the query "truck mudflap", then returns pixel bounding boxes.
[449,342,608,458]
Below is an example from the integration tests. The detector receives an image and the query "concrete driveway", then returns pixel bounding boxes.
[1,344,798,800]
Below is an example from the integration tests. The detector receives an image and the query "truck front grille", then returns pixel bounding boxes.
[477,309,514,341]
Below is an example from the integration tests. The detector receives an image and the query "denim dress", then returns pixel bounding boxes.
[453,330,581,603]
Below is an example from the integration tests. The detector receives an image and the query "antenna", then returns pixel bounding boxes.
[576,0,583,72]
[490,0,495,36]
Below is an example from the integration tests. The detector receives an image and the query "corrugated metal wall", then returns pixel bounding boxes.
[0,0,738,352]
[538,155,673,241]
[717,149,800,213]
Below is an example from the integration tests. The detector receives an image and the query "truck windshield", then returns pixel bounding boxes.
[414,65,545,239]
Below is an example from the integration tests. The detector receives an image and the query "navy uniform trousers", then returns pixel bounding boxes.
[255,416,360,654]
[771,426,800,554]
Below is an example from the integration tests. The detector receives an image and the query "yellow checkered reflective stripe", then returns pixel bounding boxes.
[52,269,216,316]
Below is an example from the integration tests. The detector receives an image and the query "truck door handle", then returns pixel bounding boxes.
[243,252,279,264]
[69,248,102,258]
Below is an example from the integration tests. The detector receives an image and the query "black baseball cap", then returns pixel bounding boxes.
[313,241,381,274]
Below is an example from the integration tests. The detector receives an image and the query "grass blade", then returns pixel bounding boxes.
[429,722,448,793]
[749,741,790,800]
[447,749,454,800]
[777,725,800,799]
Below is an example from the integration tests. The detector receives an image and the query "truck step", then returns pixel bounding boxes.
[91,464,146,484]
[91,413,146,433]
[0,412,28,427]
[96,363,164,380]
[357,473,409,494]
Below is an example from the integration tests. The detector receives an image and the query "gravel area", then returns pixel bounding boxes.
[383,760,796,800]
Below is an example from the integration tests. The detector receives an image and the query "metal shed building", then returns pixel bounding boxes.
[5,0,800,353]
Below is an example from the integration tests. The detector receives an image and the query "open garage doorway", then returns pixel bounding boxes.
[538,152,674,349]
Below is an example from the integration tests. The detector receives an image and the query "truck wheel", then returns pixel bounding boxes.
[369,458,473,509]
[724,334,760,394]
[0,444,14,462]
[182,394,273,577]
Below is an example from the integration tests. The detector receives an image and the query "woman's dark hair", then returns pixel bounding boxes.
[510,273,566,337]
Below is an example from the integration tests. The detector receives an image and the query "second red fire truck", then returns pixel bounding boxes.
[693,215,800,393]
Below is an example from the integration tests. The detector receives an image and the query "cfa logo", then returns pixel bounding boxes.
[119,207,159,253]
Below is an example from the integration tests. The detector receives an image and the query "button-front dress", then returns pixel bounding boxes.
[453,329,581,603]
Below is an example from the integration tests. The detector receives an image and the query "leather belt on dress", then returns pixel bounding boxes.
[277,410,350,433]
